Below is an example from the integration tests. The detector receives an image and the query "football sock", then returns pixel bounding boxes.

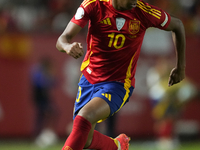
[62,115,92,150]
[87,130,119,150]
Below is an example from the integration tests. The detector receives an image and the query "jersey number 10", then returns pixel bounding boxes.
[108,33,126,49]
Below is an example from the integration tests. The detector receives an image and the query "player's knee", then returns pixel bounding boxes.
[78,109,96,124]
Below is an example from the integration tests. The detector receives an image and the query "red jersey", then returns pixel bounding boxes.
[71,0,171,87]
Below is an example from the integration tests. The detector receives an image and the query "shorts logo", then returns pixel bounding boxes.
[129,20,140,34]
[101,93,111,101]
[64,146,73,150]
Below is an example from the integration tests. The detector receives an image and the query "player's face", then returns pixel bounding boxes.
[119,0,137,10]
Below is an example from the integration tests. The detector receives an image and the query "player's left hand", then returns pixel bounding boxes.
[168,67,185,87]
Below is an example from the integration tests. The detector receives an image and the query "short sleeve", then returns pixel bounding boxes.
[150,8,171,30]
[137,1,171,30]
[71,0,96,28]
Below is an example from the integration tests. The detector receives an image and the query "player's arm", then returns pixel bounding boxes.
[56,21,84,59]
[165,15,186,86]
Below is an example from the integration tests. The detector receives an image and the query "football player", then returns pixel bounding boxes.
[56,0,186,149]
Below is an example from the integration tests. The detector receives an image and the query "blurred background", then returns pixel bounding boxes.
[0,0,200,150]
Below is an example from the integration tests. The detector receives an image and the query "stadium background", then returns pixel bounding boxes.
[0,0,200,148]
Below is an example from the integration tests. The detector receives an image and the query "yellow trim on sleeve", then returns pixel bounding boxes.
[82,0,109,8]
[100,0,109,2]
[137,1,161,19]
[82,0,96,8]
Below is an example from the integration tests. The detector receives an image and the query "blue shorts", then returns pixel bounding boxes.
[73,74,134,120]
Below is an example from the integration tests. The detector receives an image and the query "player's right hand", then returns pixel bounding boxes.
[65,42,84,59]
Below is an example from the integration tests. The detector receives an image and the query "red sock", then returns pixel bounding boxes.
[87,130,118,150]
[62,115,91,150]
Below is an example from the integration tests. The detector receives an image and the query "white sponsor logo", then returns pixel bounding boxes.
[86,67,92,74]
[116,18,126,31]
[75,7,84,20]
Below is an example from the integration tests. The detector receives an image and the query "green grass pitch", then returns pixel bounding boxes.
[0,140,200,150]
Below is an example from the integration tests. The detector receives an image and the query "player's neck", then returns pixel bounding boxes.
[112,0,121,10]
[112,0,135,11]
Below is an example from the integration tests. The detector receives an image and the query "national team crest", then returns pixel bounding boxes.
[129,20,140,34]
[116,18,126,31]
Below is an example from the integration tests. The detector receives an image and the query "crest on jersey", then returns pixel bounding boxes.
[129,20,140,34]
[116,18,125,31]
